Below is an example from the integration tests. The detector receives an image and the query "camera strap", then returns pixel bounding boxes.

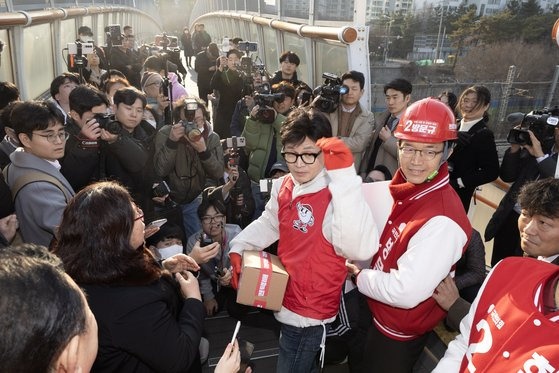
[78,138,99,149]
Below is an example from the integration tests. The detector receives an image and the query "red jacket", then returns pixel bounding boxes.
[368,164,472,340]
[460,257,559,372]
[277,176,347,320]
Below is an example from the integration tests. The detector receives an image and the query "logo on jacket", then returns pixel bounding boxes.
[293,202,315,233]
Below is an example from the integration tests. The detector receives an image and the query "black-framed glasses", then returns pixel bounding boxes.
[281,150,322,165]
[133,204,144,221]
[32,131,69,144]
[201,214,225,224]
[398,146,443,161]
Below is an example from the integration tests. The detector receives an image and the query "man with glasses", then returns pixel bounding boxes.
[347,98,472,372]
[229,107,378,372]
[4,101,75,246]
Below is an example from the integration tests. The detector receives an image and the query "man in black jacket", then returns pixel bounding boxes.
[269,51,307,88]
[194,43,219,104]
[485,126,558,265]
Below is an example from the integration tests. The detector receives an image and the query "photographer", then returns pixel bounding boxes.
[61,85,115,191]
[325,70,374,171]
[485,113,559,265]
[230,72,263,137]
[185,188,242,317]
[210,49,244,139]
[154,97,224,239]
[101,88,157,214]
[241,85,289,218]
[221,146,255,228]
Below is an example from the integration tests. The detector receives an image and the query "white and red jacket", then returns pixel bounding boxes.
[357,163,471,340]
[435,257,559,372]
[230,166,378,327]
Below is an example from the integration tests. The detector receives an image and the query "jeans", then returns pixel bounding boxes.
[181,196,201,239]
[277,323,326,373]
[250,180,265,220]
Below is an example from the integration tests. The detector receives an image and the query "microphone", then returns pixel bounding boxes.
[507,112,525,126]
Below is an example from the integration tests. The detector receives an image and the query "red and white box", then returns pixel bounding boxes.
[236,250,289,312]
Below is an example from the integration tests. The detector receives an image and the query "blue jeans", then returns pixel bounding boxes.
[181,196,201,239]
[277,323,326,373]
[250,180,265,220]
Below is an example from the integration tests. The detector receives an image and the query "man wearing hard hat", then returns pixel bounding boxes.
[349,98,473,372]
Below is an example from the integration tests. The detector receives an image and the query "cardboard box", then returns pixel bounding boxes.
[236,250,289,312]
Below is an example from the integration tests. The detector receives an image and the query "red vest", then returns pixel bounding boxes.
[368,164,472,340]
[277,176,347,320]
[460,257,559,372]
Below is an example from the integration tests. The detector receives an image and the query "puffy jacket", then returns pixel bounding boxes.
[242,113,285,182]
[154,125,224,204]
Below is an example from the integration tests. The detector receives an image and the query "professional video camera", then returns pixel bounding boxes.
[180,98,203,142]
[93,113,121,135]
[506,107,559,150]
[313,73,349,113]
[253,92,285,124]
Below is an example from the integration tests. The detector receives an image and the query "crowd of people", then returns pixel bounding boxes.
[0,21,558,373]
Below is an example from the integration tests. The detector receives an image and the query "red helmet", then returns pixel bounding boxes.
[394,98,457,143]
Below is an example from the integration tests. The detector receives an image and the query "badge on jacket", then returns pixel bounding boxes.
[293,202,315,233]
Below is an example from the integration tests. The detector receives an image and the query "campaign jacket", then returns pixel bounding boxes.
[357,163,471,340]
[435,257,559,372]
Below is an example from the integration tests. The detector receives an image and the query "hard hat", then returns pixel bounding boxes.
[553,18,559,48]
[394,97,457,143]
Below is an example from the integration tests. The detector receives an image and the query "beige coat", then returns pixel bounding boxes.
[328,104,375,171]
[360,111,399,177]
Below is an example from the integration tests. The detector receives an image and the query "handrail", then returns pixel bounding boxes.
[191,11,358,44]
[0,6,160,27]
[474,194,498,210]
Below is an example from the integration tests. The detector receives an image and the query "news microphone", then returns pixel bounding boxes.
[507,112,525,126]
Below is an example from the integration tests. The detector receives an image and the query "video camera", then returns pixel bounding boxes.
[180,98,203,142]
[93,113,121,135]
[313,73,349,113]
[506,107,559,150]
[253,85,285,124]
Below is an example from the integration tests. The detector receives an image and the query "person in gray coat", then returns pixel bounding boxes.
[3,101,74,246]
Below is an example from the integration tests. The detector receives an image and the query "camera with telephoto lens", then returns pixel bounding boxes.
[253,92,285,124]
[180,98,203,142]
[313,73,349,113]
[93,113,121,135]
[507,107,559,150]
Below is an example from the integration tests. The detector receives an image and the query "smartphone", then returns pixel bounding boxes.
[147,218,167,229]
[231,320,241,343]
[238,339,254,373]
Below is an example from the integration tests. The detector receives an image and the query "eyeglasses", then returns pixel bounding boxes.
[281,150,322,165]
[133,204,144,221]
[398,146,443,161]
[201,214,225,224]
[32,131,69,144]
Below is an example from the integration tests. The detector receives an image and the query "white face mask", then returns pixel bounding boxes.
[157,244,183,260]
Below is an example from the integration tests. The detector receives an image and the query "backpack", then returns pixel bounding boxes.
[2,164,72,203]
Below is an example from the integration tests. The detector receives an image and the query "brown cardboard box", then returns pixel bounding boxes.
[236,250,289,312]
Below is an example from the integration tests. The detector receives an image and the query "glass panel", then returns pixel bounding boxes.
[314,0,354,21]
[12,0,50,11]
[23,24,54,99]
[228,0,235,10]
[81,16,93,29]
[247,0,258,11]
[59,19,77,75]
[282,33,308,83]
[282,0,310,19]
[97,14,107,46]
[249,22,259,44]
[262,27,278,73]
[260,0,278,14]
[0,30,14,83]
[0,0,7,12]
[315,41,348,86]
[236,0,245,11]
